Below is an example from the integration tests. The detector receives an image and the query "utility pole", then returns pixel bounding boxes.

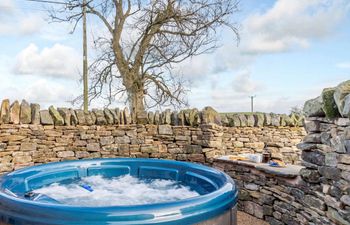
[25,0,89,112]
[82,0,88,113]
[249,95,256,113]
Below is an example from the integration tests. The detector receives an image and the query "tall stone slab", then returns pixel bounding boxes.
[9,100,20,124]
[30,103,40,125]
[49,106,64,126]
[20,100,31,124]
[40,110,53,125]
[0,99,10,124]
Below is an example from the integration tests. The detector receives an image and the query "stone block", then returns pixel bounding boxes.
[49,106,64,126]
[87,143,100,152]
[158,125,173,135]
[40,110,54,125]
[9,100,20,124]
[20,100,31,124]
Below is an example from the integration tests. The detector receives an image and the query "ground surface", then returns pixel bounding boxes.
[237,211,269,225]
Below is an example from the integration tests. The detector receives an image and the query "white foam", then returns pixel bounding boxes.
[33,175,199,206]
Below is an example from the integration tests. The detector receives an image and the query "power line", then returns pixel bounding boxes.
[24,0,69,5]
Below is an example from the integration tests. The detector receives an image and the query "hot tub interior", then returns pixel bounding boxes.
[1,159,226,205]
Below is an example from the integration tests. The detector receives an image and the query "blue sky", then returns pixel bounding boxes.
[0,0,349,113]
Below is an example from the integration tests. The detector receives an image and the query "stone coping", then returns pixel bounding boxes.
[215,156,303,178]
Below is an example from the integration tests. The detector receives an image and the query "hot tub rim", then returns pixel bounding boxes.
[0,158,238,225]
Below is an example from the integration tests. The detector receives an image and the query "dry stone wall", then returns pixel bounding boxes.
[213,117,350,225]
[0,123,305,174]
[0,99,305,172]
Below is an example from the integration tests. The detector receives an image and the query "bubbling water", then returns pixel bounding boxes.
[33,175,199,206]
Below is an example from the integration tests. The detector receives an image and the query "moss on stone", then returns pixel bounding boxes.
[321,88,340,118]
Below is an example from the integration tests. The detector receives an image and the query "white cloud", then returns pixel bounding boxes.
[0,0,15,14]
[336,62,350,69]
[176,0,350,78]
[19,14,45,35]
[0,0,44,36]
[243,0,349,53]
[24,79,76,105]
[14,43,81,78]
[232,70,263,94]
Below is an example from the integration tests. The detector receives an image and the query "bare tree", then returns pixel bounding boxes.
[51,0,239,120]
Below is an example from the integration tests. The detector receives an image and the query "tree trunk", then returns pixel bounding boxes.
[129,89,145,114]
[127,78,145,121]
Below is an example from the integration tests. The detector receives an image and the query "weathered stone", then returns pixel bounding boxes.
[69,109,78,125]
[154,110,160,125]
[104,109,114,125]
[170,111,178,125]
[57,151,75,158]
[87,143,100,151]
[266,217,284,225]
[57,108,71,125]
[319,166,341,180]
[331,136,347,153]
[343,94,350,118]
[100,136,114,146]
[301,149,325,166]
[264,113,272,126]
[304,195,326,211]
[244,201,264,219]
[20,142,37,151]
[221,115,229,126]
[327,207,350,225]
[334,80,350,117]
[9,100,20,124]
[123,107,132,124]
[325,152,338,167]
[228,114,241,127]
[30,103,40,125]
[200,106,221,125]
[93,109,107,125]
[39,110,53,125]
[244,183,259,191]
[19,100,31,124]
[49,106,64,126]
[109,108,119,124]
[246,115,255,127]
[300,168,320,183]
[161,109,172,125]
[271,114,280,126]
[322,87,340,118]
[339,155,350,165]
[182,109,191,126]
[290,113,304,127]
[237,114,247,127]
[303,133,321,143]
[115,136,130,144]
[303,96,325,117]
[159,125,173,135]
[184,145,202,154]
[84,112,94,125]
[75,109,86,125]
[119,109,124,125]
[0,99,10,123]
[148,112,154,124]
[190,109,200,126]
[253,114,264,127]
[136,111,148,124]
[303,120,320,133]
[341,195,350,206]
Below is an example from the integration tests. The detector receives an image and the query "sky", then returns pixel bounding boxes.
[0,0,349,113]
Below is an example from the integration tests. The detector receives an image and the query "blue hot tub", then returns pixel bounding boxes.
[0,158,238,225]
